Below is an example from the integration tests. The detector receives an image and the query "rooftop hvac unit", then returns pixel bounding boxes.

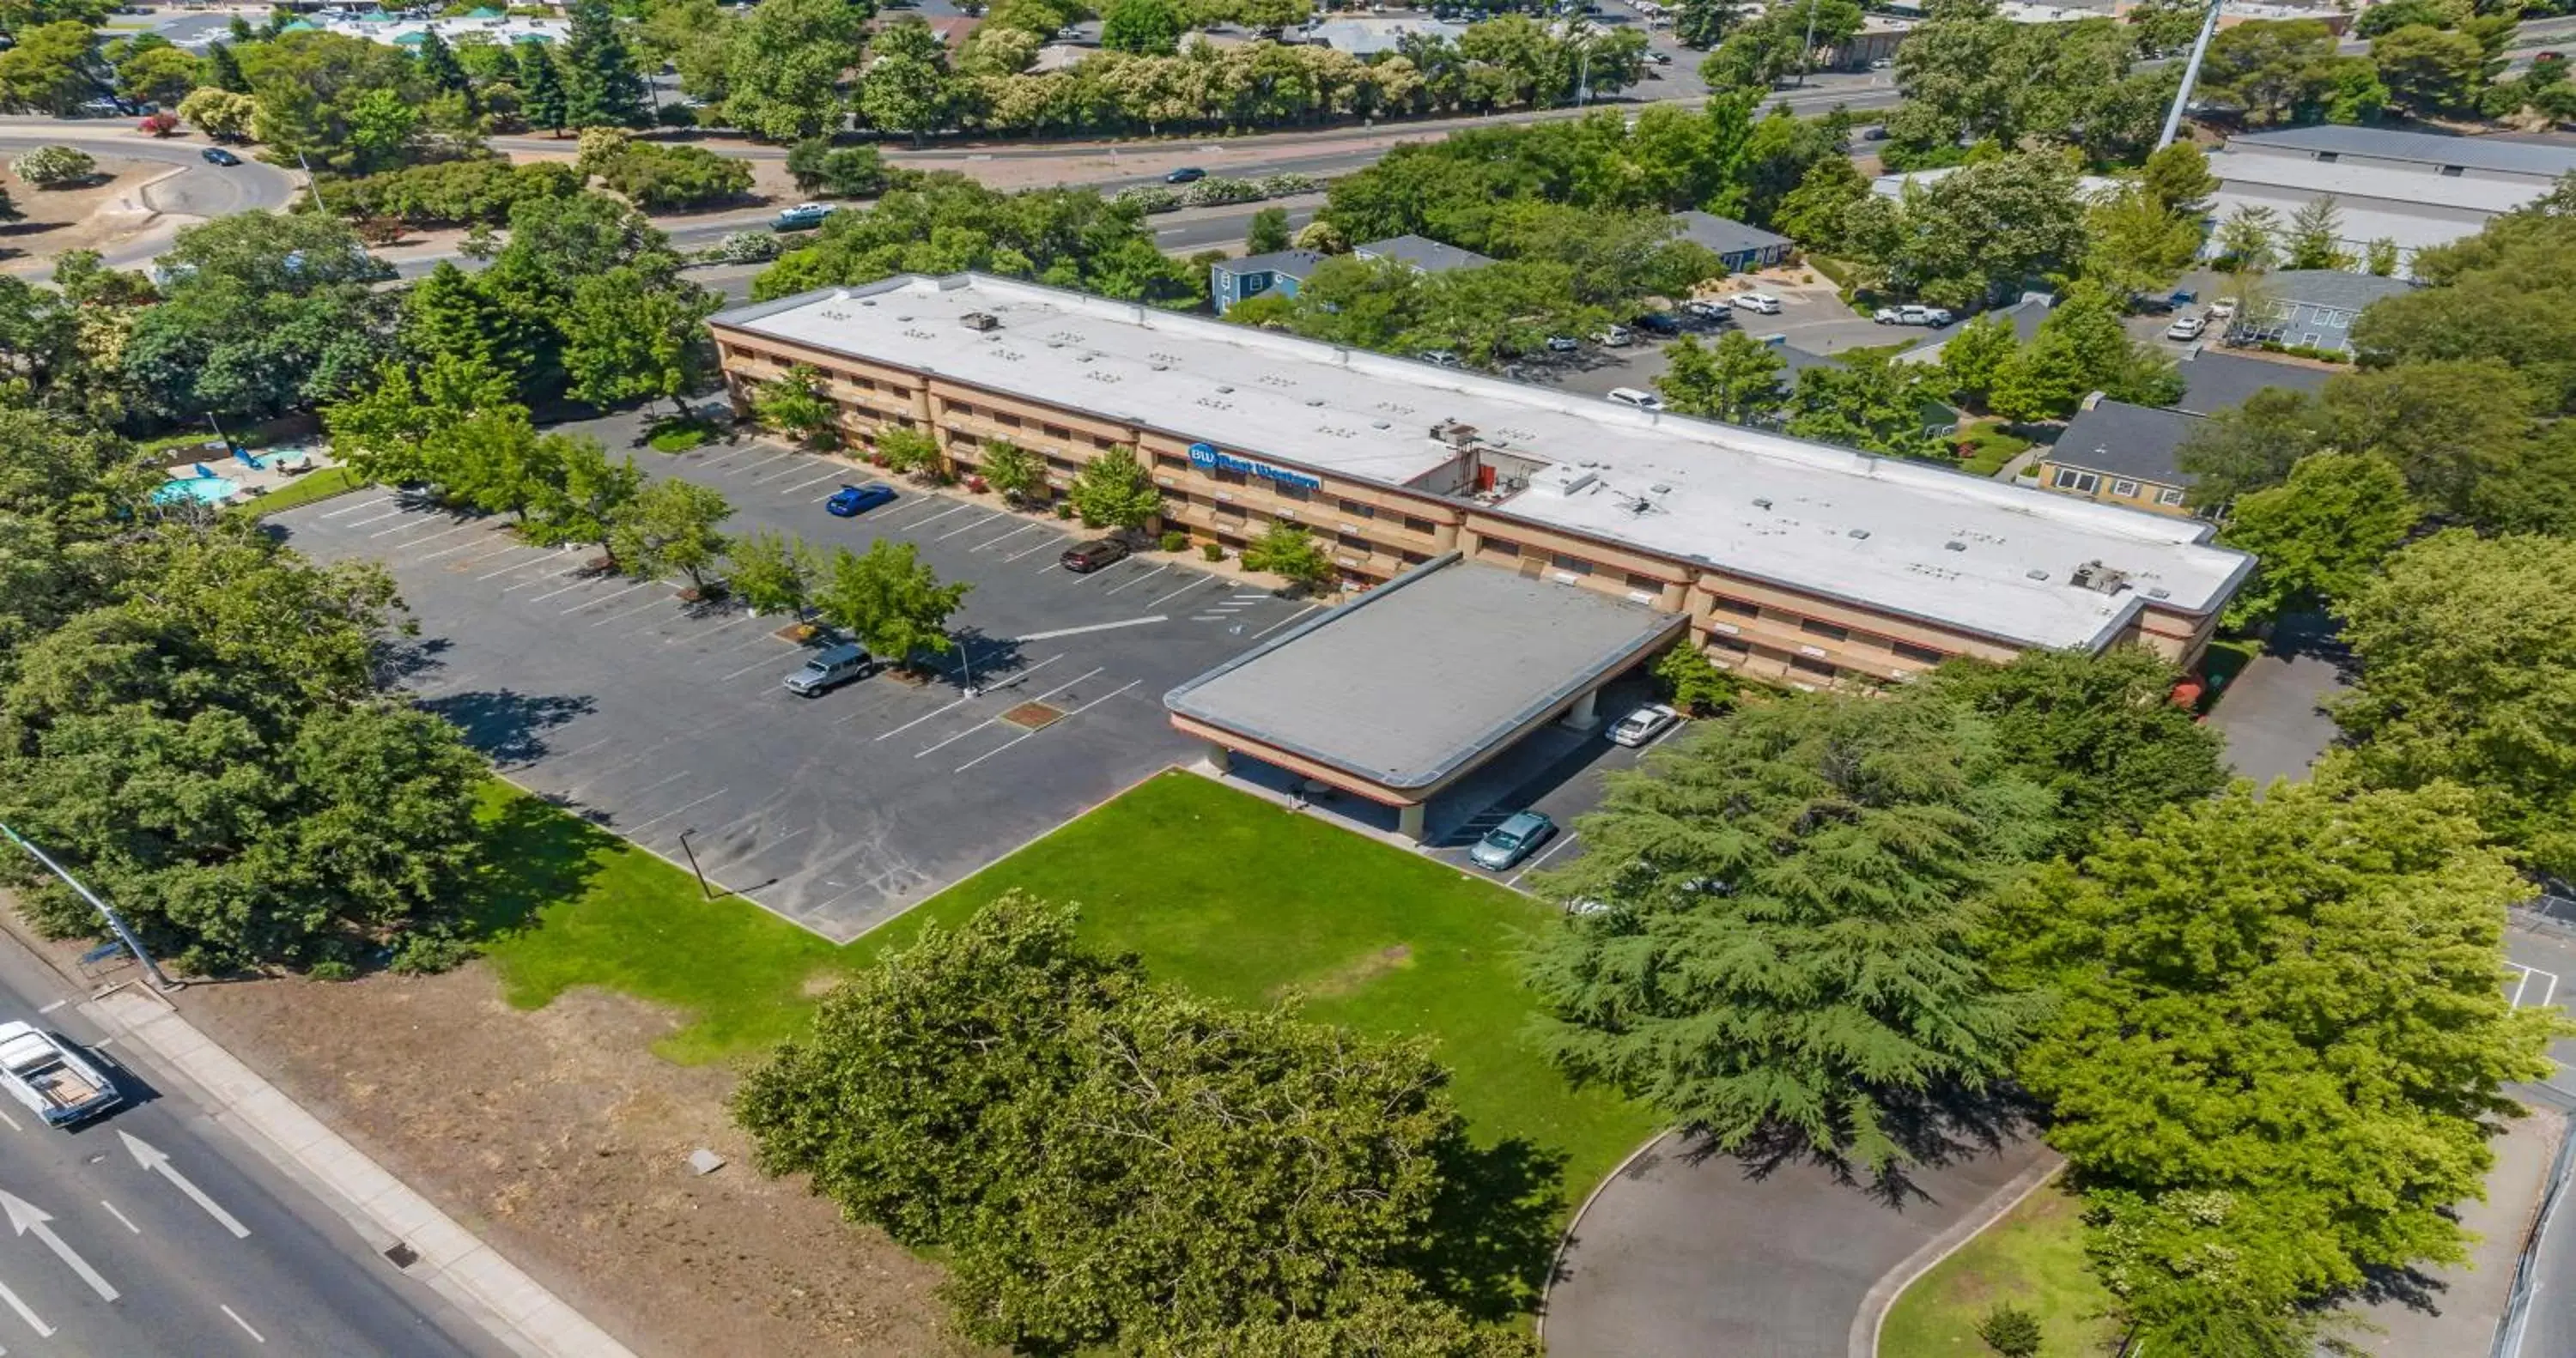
[960,312,999,332]
[2069,560,2131,595]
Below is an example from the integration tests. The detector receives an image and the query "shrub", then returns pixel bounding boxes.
[139,112,179,137]
[1200,541,1224,561]
[1056,502,1075,519]
[1115,185,1182,214]
[386,931,475,975]
[13,145,97,187]
[307,959,358,982]
[1159,529,1188,551]
[786,139,893,197]
[1975,1303,2041,1358]
[708,229,780,263]
[648,421,710,452]
[322,159,583,227]
[1177,175,1266,208]
[655,101,701,129]
[595,142,755,210]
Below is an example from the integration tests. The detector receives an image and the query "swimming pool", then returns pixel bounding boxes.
[152,475,240,506]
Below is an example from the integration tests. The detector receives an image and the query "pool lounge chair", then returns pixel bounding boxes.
[272,450,315,475]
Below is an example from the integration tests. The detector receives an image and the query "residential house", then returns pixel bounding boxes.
[2225,270,2414,356]
[1668,211,1795,274]
[2037,396,2204,516]
[1352,234,1495,276]
[1210,249,1323,315]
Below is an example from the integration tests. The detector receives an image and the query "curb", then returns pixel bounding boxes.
[1846,1150,2066,1358]
[81,985,641,1358]
[1534,1127,1678,1352]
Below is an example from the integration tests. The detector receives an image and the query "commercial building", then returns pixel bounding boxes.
[708,274,2251,700]
[2207,126,2576,272]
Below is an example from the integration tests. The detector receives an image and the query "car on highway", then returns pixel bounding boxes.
[1546,334,1580,352]
[774,202,835,230]
[1731,291,1783,314]
[2166,314,2208,342]
[825,482,898,516]
[199,146,241,167]
[1606,702,1679,748]
[1061,537,1131,573]
[1470,809,1557,871]
[0,1022,120,1128]
[1165,167,1206,184]
[783,642,873,697]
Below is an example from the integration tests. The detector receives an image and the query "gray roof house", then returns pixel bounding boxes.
[2036,397,2206,515]
[1353,234,1494,275]
[1668,211,1796,273]
[1210,248,1324,316]
[2227,270,2414,356]
[2172,347,2333,415]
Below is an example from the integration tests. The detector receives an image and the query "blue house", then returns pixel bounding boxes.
[1211,249,1323,315]
[2225,270,2414,356]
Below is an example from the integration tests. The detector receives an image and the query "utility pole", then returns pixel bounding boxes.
[0,825,174,991]
[2156,0,2227,150]
[1795,0,1821,88]
[294,149,326,214]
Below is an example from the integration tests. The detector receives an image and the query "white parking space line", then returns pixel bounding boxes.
[667,611,759,646]
[956,680,1139,773]
[1509,831,1582,888]
[904,503,977,532]
[1014,616,1165,642]
[780,470,848,494]
[626,789,731,837]
[866,496,945,525]
[737,452,800,478]
[1145,577,1217,610]
[501,561,585,591]
[342,506,412,528]
[1103,564,1171,595]
[872,658,1062,743]
[915,718,1001,759]
[477,548,562,580]
[1007,537,1064,563]
[381,521,480,550]
[1248,608,1318,641]
[220,1304,266,1344]
[591,594,677,627]
[529,574,611,604]
[0,1106,18,1132]
[936,512,1002,541]
[973,523,1045,552]
[2510,962,2561,1009]
[717,652,791,682]
[411,532,513,564]
[317,495,396,519]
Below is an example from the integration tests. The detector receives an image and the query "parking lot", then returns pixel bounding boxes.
[272,440,1320,943]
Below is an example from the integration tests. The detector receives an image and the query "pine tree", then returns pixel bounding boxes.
[404,262,544,396]
[561,0,649,130]
[414,27,470,98]
[206,40,249,94]
[521,45,569,136]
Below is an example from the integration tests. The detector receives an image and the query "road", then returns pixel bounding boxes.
[0,932,504,1357]
[0,123,296,270]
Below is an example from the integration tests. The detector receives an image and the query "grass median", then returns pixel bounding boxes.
[465,768,1658,1201]
[244,465,366,518]
[1877,1179,2122,1358]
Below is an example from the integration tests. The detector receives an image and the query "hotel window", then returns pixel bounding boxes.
[946,399,976,419]
[1711,595,1759,618]
[1789,654,1838,679]
[1338,499,1376,518]
[1043,423,1071,440]
[1400,550,1431,565]
[1484,537,1520,556]
[2111,478,2141,498]
[2053,468,2099,493]
[1891,640,1945,666]
[2439,164,2464,176]
[1154,452,1188,471]
[1800,619,1849,642]
[1626,572,1664,591]
[1707,635,1749,657]
[2156,487,2186,506]
[1403,515,1437,534]
[2314,151,2339,162]
[1549,553,1594,575]
[1214,467,1248,486]
[1273,482,1311,501]
[993,410,1022,427]
[1338,531,1372,552]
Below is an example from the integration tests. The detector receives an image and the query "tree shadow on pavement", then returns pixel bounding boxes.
[2263,609,2360,684]
[1713,1083,2046,1210]
[416,688,598,768]
[1410,1135,1572,1323]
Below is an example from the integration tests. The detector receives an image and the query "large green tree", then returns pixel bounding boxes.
[1065,444,1163,531]
[561,0,650,129]
[2215,452,2415,629]
[812,538,971,663]
[560,266,716,418]
[1526,694,2057,1169]
[2001,781,2559,1349]
[721,0,867,140]
[607,476,732,593]
[1656,331,1786,424]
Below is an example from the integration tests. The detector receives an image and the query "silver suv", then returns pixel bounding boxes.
[783,643,872,696]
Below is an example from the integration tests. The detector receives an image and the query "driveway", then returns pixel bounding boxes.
[0,124,296,270]
[1545,1129,2057,1358]
[2202,611,2353,788]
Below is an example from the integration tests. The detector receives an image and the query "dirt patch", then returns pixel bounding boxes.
[1281,943,1413,1000]
[1000,700,1064,730]
[0,155,170,263]
[178,965,981,1358]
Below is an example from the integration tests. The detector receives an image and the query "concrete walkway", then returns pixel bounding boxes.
[2346,1104,2566,1355]
[84,985,636,1358]
[1542,1128,2056,1358]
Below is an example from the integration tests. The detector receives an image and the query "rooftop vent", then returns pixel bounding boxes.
[1649,483,1672,494]
[1216,385,1234,393]
[2069,560,2131,595]
[1150,363,1169,371]
[961,312,999,332]
[2026,569,2049,581]
[1847,528,1870,539]
[1306,398,1326,407]
[2148,586,2172,600]
[1944,540,1967,552]
[1372,421,1392,429]
[1752,498,1773,511]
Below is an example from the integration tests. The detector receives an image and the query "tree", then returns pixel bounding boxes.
[439,404,560,520]
[2332,530,2576,881]
[1066,444,1162,531]
[2081,185,2202,306]
[322,355,513,487]
[520,44,569,135]
[1990,290,2181,423]
[857,15,954,146]
[726,529,818,618]
[1525,694,2057,1169]
[9,144,94,187]
[1673,0,1743,49]
[872,425,939,476]
[2199,19,2384,127]
[785,139,890,197]
[2282,195,2349,271]
[0,22,106,116]
[561,0,649,130]
[813,538,972,662]
[1698,0,1861,91]
[2363,236,2401,276]
[1836,152,2087,311]
[1921,646,2227,853]
[722,0,867,141]
[1976,1304,2042,1358]
[1655,331,1785,424]
[2176,385,2320,508]
[2372,22,2485,118]
[1239,520,1335,591]
[113,43,203,106]
[607,476,732,593]
[1933,312,2018,414]
[2139,141,2215,216]
[1785,349,1946,460]
[561,267,715,417]
[976,439,1044,502]
[522,436,642,554]
[2001,781,2559,1348]
[1101,0,1185,54]
[1770,155,1867,252]
[178,85,258,141]
[204,39,248,93]
[1244,205,1291,255]
[752,364,839,447]
[412,26,467,98]
[734,896,1485,1352]
[2213,204,2280,273]
[2215,452,2415,629]
[1650,640,1735,717]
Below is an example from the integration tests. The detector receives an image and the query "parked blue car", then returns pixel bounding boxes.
[826,482,897,516]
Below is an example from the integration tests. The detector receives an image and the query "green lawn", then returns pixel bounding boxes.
[647,419,713,453]
[1879,1179,2125,1358]
[1953,422,2032,478]
[245,466,366,517]
[465,769,1658,1198]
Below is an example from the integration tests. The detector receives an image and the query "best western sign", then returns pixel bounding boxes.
[1188,442,1321,492]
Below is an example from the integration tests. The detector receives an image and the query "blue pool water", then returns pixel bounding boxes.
[153,475,239,506]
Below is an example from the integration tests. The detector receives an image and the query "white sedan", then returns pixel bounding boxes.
[1607,702,1680,748]
[1730,292,1783,314]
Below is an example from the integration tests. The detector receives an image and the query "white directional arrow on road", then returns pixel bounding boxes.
[118,1131,250,1240]
[0,1191,116,1301]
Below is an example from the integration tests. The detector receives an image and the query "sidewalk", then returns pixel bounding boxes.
[2346,1104,2567,1356]
[80,984,637,1358]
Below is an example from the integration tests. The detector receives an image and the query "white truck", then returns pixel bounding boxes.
[0,1022,120,1127]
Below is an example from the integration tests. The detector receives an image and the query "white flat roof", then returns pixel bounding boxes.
[2211,151,2538,215]
[713,275,2250,651]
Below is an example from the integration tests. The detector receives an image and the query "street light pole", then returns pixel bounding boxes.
[675,828,713,900]
[1795,0,1821,88]
[0,824,174,991]
[2156,0,2227,150]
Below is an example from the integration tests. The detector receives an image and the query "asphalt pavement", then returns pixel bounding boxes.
[0,933,505,1356]
[0,122,296,270]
